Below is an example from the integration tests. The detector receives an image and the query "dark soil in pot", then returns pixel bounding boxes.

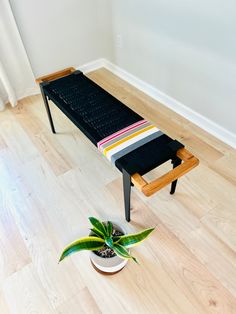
[93,229,124,258]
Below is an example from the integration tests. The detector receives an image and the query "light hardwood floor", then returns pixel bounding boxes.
[0,68,236,314]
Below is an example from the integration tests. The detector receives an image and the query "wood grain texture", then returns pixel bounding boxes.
[57,287,102,314]
[0,68,236,313]
[3,264,54,314]
[35,67,75,84]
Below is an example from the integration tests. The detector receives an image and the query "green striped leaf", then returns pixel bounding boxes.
[90,228,105,239]
[107,221,113,237]
[89,217,107,236]
[105,237,113,248]
[59,236,105,262]
[116,228,155,248]
[112,243,138,263]
[112,236,120,242]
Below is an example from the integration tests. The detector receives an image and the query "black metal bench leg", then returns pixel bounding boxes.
[170,157,182,194]
[40,85,56,134]
[122,169,131,222]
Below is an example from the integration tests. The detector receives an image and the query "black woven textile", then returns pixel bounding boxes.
[43,71,183,175]
[43,71,142,144]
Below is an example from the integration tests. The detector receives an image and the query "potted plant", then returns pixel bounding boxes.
[59,217,155,275]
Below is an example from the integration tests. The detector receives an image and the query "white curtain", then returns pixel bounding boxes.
[0,0,36,110]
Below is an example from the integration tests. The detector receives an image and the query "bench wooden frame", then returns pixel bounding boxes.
[131,148,199,197]
[36,67,76,84]
[36,68,199,222]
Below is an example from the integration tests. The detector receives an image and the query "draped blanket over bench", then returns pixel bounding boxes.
[36,67,199,222]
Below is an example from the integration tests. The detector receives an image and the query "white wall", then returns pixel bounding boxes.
[110,0,236,134]
[10,0,113,77]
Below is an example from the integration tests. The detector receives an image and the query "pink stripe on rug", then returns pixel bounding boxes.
[98,120,147,149]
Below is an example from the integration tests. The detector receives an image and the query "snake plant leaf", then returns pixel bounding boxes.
[112,243,138,263]
[107,221,113,237]
[105,237,113,248]
[112,236,120,242]
[116,228,155,248]
[59,236,105,262]
[90,228,105,239]
[89,217,107,236]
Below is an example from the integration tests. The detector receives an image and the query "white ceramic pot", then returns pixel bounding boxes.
[90,222,128,275]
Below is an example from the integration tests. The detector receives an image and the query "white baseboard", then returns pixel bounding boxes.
[17,86,40,100]
[16,59,104,102]
[99,59,236,149]
[0,86,40,111]
[77,58,106,74]
[1,59,103,111]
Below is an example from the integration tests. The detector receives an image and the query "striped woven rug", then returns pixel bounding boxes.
[97,120,163,164]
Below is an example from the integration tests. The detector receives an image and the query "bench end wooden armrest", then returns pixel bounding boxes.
[35,67,76,84]
[131,148,199,197]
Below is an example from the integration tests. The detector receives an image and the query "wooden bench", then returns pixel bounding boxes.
[36,68,199,221]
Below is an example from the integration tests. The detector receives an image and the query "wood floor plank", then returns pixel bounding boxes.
[0,151,31,286]
[201,204,236,254]
[0,193,31,285]
[57,287,102,314]
[107,178,236,312]
[186,122,232,155]
[3,155,86,310]
[147,224,236,314]
[139,183,236,298]
[184,163,236,216]
[178,131,224,164]
[3,264,55,314]
[0,110,38,163]
[209,152,236,185]
[72,251,200,314]
[11,102,73,176]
